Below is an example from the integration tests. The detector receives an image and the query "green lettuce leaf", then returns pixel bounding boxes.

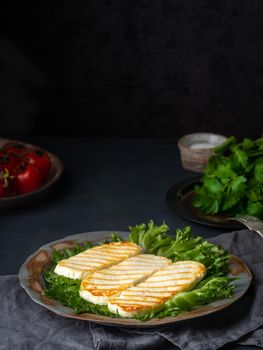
[129,220,171,253]
[44,270,118,316]
[129,221,230,276]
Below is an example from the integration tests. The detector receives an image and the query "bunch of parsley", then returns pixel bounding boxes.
[193,136,263,219]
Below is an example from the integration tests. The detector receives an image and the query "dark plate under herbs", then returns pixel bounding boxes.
[166,178,243,229]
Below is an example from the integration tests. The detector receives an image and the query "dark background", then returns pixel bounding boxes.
[0,1,263,139]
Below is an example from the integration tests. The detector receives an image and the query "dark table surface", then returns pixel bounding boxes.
[0,137,259,350]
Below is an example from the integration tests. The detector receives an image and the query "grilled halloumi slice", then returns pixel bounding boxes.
[79,254,172,305]
[54,241,142,280]
[108,261,206,318]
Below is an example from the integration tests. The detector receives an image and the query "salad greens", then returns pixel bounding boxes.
[44,237,118,316]
[44,271,117,316]
[43,222,235,320]
[193,136,263,219]
[129,221,229,276]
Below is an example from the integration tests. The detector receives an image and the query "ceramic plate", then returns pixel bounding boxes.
[19,230,252,327]
[0,138,63,208]
[166,177,243,229]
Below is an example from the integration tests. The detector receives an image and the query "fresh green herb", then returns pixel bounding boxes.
[193,136,263,219]
[129,221,230,276]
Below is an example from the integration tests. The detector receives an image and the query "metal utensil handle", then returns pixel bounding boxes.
[227,215,263,239]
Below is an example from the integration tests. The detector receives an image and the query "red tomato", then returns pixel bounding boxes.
[26,150,51,182]
[15,164,41,194]
[0,152,21,176]
[2,142,26,155]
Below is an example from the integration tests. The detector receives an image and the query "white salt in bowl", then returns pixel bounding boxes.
[178,133,227,173]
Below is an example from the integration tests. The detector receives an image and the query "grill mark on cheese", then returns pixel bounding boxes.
[110,300,155,305]
[108,261,206,317]
[81,281,139,288]
[131,287,184,293]
[69,256,115,262]
[95,266,160,274]
[89,273,149,279]
[54,241,142,279]
[151,271,194,277]
[111,296,160,302]
[124,292,171,297]
[59,260,102,266]
[95,270,152,276]
[79,254,172,304]
[147,278,193,283]
[83,253,133,258]
[144,276,194,281]
[135,284,188,289]
[108,265,163,270]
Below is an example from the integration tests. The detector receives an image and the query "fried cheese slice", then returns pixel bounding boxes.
[79,254,172,305]
[54,241,142,280]
[108,261,206,318]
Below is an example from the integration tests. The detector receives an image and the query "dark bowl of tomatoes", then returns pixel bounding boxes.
[0,138,63,208]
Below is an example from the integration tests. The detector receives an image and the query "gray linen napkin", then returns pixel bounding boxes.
[0,229,262,350]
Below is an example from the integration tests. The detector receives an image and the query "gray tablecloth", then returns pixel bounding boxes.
[1,229,263,350]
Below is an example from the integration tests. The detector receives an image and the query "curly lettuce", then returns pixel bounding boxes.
[129,220,230,276]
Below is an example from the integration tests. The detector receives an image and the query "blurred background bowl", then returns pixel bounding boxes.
[0,138,63,208]
[178,133,227,173]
